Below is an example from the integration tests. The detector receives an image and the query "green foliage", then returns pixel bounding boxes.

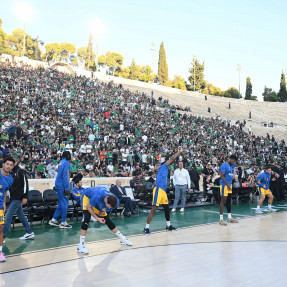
[188,58,206,91]
[106,51,123,71]
[139,65,154,82]
[117,66,130,78]
[129,59,141,80]
[277,71,287,102]
[245,77,252,100]
[172,75,186,90]
[202,84,222,96]
[158,42,168,85]
[250,96,257,101]
[263,86,278,102]
[77,46,96,71]
[223,87,241,99]
[45,42,76,60]
[98,54,106,66]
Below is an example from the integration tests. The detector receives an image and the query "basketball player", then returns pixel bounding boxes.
[143,147,183,234]
[77,186,132,254]
[255,166,279,214]
[0,157,15,262]
[219,154,240,225]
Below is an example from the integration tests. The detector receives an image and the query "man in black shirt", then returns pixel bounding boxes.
[3,157,34,243]
[72,168,89,184]
[201,163,214,200]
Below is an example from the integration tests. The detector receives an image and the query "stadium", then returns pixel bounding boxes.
[0,1,287,287]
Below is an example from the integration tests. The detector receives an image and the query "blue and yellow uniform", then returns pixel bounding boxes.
[71,186,86,204]
[256,171,277,195]
[0,170,14,225]
[82,187,119,217]
[152,163,169,206]
[219,162,236,196]
[53,158,70,222]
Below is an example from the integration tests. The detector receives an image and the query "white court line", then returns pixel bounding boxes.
[203,210,246,217]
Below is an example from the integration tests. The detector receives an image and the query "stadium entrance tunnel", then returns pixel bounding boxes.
[49,62,75,74]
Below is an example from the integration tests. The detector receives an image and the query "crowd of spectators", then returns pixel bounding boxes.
[0,59,286,199]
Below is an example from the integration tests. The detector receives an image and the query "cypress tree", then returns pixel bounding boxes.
[278,71,287,102]
[245,77,252,100]
[87,33,93,60]
[158,42,168,85]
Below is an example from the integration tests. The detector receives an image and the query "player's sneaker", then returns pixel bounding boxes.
[3,238,5,244]
[219,219,227,226]
[180,208,185,212]
[166,225,177,231]
[120,236,133,246]
[227,217,239,223]
[171,208,176,212]
[49,219,59,227]
[19,232,35,240]
[59,222,72,229]
[267,207,277,212]
[255,208,263,214]
[0,252,6,262]
[77,243,89,254]
[143,228,150,234]
[90,216,97,222]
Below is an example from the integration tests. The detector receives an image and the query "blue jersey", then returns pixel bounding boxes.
[155,163,169,192]
[219,162,236,186]
[84,187,119,213]
[71,186,85,204]
[55,158,70,190]
[255,171,276,190]
[0,170,14,209]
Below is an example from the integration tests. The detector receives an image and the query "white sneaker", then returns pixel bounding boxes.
[19,232,35,240]
[201,198,207,202]
[267,207,277,212]
[255,208,263,214]
[59,222,72,229]
[171,208,176,212]
[180,208,185,212]
[77,243,89,254]
[49,219,58,227]
[3,238,5,244]
[120,236,133,246]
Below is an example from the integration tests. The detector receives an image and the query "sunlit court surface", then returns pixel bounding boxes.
[1,204,287,287]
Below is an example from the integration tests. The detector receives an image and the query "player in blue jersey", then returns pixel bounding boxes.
[143,147,183,234]
[0,157,15,262]
[77,186,132,254]
[218,154,240,226]
[255,166,279,214]
[49,151,72,229]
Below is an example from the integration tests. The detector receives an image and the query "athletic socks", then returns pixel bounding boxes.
[0,246,2,252]
[257,205,260,209]
[228,213,232,219]
[220,214,223,220]
[166,221,171,227]
[145,224,150,229]
[116,230,125,241]
[268,204,271,209]
[80,236,85,244]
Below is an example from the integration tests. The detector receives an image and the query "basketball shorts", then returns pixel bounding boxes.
[0,210,4,225]
[258,187,271,196]
[220,185,232,196]
[152,186,168,206]
[82,195,107,216]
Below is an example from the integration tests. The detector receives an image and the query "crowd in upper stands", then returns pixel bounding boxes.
[0,59,286,189]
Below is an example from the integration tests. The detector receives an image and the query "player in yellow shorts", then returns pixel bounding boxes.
[255,166,279,214]
[143,147,183,234]
[218,155,240,225]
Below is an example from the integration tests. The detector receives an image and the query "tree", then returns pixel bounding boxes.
[223,87,241,99]
[87,34,93,61]
[158,42,168,85]
[129,59,141,80]
[202,84,222,96]
[117,66,130,78]
[172,75,187,90]
[45,42,76,61]
[277,71,287,102]
[106,51,123,71]
[0,19,13,55]
[188,58,206,91]
[98,54,106,66]
[139,65,154,82]
[245,77,252,100]
[77,46,96,71]
[262,86,278,102]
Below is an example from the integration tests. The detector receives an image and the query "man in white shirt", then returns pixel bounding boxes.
[46,161,58,178]
[172,161,191,212]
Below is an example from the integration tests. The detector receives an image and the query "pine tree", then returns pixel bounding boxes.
[278,71,287,102]
[157,42,168,85]
[188,59,206,91]
[87,33,93,60]
[245,77,252,100]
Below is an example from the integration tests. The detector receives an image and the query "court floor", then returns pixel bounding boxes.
[1,203,287,286]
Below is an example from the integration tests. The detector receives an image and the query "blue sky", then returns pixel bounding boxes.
[1,0,287,100]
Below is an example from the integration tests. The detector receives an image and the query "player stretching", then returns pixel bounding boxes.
[0,157,15,262]
[77,186,132,254]
[255,166,279,214]
[218,155,239,226]
[143,147,183,234]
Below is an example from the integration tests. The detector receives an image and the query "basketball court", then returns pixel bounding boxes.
[1,204,287,287]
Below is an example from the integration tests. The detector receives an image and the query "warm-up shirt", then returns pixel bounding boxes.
[55,158,70,190]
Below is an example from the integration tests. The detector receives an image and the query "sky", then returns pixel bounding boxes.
[1,0,287,100]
